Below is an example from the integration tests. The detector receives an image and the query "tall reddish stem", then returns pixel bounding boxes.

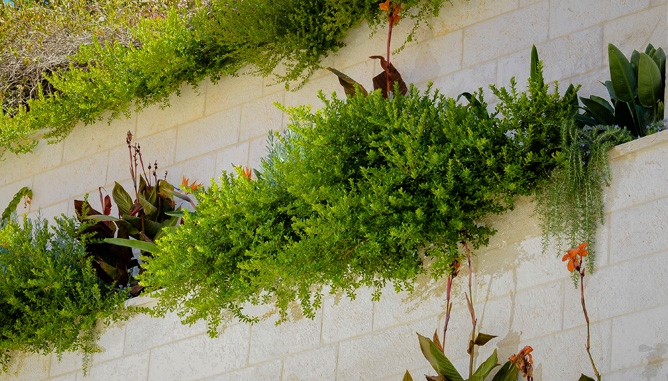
[442,274,453,348]
[386,16,394,96]
[580,270,601,380]
[464,241,476,378]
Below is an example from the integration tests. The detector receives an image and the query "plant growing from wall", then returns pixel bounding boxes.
[0,0,450,156]
[534,121,630,270]
[141,55,576,331]
[0,187,32,223]
[74,131,193,295]
[579,43,666,137]
[405,243,527,381]
[562,243,601,381]
[0,214,129,371]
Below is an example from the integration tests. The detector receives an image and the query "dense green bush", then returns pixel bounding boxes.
[141,65,576,331]
[0,215,129,370]
[0,0,449,155]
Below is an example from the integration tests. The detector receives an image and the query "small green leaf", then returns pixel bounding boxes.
[85,215,122,222]
[530,45,544,88]
[608,43,637,102]
[470,349,499,381]
[138,195,158,218]
[474,333,497,347]
[103,238,159,254]
[327,67,368,97]
[638,53,662,107]
[112,182,133,216]
[418,334,464,381]
[578,374,596,381]
[402,370,414,381]
[491,361,519,381]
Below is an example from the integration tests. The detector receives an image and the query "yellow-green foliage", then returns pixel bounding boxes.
[142,68,576,332]
[0,216,129,371]
[0,0,449,155]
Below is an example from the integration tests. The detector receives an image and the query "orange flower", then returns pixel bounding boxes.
[562,242,588,272]
[242,166,252,181]
[181,175,203,192]
[379,0,402,22]
[510,346,534,379]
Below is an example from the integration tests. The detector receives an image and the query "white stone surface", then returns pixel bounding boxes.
[1,1,667,380]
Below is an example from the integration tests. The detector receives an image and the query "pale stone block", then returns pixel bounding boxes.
[28,201,69,223]
[566,67,612,102]
[606,361,668,380]
[506,281,563,340]
[204,75,264,116]
[372,274,460,331]
[497,26,603,87]
[131,128,178,171]
[651,0,667,4]
[480,196,541,251]
[607,142,668,213]
[62,113,136,163]
[0,352,50,381]
[77,350,149,381]
[32,152,108,208]
[204,360,282,381]
[434,0,520,35]
[247,135,269,172]
[603,4,666,56]
[105,144,134,185]
[550,0,650,38]
[430,61,497,100]
[164,151,217,189]
[282,60,377,113]
[462,4,549,67]
[514,236,581,291]
[0,140,63,187]
[475,247,517,301]
[391,30,463,86]
[322,287,374,343]
[610,304,668,372]
[563,251,668,329]
[136,84,205,138]
[520,0,541,6]
[49,324,125,377]
[49,373,76,381]
[337,317,437,379]
[175,107,241,163]
[282,345,337,381]
[239,93,285,141]
[124,310,207,354]
[609,198,668,263]
[148,324,250,381]
[248,310,322,363]
[502,320,612,380]
[0,178,33,217]
[215,142,250,176]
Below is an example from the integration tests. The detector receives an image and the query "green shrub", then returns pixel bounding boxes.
[0,215,129,370]
[0,0,450,155]
[141,66,576,331]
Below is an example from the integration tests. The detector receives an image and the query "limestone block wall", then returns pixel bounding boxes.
[1,0,668,379]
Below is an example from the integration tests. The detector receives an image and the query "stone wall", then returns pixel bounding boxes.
[1,0,668,379]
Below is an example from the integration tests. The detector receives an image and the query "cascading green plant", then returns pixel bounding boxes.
[141,56,576,332]
[0,214,130,372]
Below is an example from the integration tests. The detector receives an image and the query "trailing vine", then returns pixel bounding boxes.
[0,0,450,156]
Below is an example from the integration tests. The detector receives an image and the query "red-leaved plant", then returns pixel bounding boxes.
[327,0,407,99]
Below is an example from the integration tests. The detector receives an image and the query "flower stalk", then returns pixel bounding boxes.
[564,243,601,381]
